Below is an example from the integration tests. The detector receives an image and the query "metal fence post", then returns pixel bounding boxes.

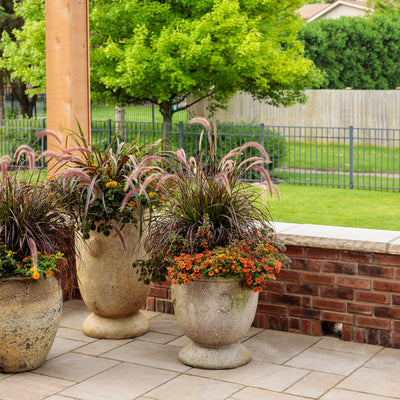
[179,121,184,149]
[260,123,265,178]
[107,119,112,147]
[40,118,46,168]
[349,125,354,189]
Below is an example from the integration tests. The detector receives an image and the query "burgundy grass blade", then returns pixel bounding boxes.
[37,130,63,146]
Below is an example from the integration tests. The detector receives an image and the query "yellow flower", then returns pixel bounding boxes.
[32,272,40,280]
[93,162,98,167]
[148,192,155,198]
[5,251,12,258]
[46,270,53,277]
[30,267,35,273]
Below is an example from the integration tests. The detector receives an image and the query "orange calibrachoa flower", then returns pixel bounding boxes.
[106,181,118,188]
[166,229,288,292]
[32,271,40,280]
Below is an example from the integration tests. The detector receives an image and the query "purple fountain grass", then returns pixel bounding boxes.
[130,117,284,284]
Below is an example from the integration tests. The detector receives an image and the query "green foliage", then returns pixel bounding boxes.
[91,0,321,124]
[0,159,74,275]
[1,0,321,124]
[367,0,400,14]
[6,106,19,119]
[51,125,163,239]
[0,240,66,279]
[0,0,46,96]
[299,14,400,89]
[131,118,284,283]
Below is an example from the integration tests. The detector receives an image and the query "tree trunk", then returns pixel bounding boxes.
[12,80,37,118]
[115,105,126,141]
[159,102,174,140]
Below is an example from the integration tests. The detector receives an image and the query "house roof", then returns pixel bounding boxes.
[298,0,371,22]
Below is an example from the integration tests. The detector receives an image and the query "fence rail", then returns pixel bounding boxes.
[2,118,400,191]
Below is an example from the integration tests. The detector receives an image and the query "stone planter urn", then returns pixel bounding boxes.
[171,278,259,369]
[76,223,150,339]
[0,275,62,373]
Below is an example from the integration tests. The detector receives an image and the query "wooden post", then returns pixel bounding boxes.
[45,0,91,167]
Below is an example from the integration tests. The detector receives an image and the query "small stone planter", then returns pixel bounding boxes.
[76,223,150,339]
[171,278,259,369]
[0,275,62,373]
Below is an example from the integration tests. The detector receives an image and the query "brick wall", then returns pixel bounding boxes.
[146,245,400,349]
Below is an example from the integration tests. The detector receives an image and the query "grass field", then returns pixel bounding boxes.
[267,183,400,231]
[285,141,400,174]
[91,105,188,123]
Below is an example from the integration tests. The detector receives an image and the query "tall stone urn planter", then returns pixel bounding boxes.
[76,223,150,339]
[0,276,62,373]
[171,278,259,369]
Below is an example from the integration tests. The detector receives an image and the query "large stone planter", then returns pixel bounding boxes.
[76,223,150,339]
[171,278,259,369]
[0,275,62,373]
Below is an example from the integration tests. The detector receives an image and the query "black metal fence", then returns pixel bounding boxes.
[2,118,400,191]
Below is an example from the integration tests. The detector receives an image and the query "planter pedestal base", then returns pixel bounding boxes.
[82,310,149,339]
[178,341,252,369]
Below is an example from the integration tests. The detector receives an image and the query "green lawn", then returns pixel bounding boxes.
[91,105,188,123]
[266,183,400,231]
[284,141,400,174]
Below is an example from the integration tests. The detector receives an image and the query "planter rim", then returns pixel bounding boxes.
[0,275,40,283]
[174,277,241,284]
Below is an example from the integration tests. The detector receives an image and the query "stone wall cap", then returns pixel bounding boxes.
[273,222,400,255]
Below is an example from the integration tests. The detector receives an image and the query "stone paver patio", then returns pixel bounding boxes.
[1,299,400,400]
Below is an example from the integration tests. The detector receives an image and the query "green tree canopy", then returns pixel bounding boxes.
[299,14,400,89]
[90,0,321,126]
[0,0,44,117]
[0,0,321,124]
[367,0,400,13]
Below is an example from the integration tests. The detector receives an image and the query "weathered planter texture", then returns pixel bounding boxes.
[0,275,62,373]
[76,223,150,339]
[172,278,258,369]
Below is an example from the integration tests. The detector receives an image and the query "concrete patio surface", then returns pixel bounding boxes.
[1,299,400,400]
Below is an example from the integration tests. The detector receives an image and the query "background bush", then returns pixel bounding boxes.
[299,14,400,89]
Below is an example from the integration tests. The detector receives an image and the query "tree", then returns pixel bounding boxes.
[90,0,321,129]
[0,0,24,118]
[300,14,400,89]
[367,0,400,13]
[0,0,321,126]
[0,0,44,118]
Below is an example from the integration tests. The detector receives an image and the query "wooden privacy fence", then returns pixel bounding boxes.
[189,90,400,130]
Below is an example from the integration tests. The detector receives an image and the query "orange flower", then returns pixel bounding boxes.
[106,181,118,188]
[46,270,53,277]
[129,200,137,207]
[32,271,40,280]
[208,270,215,276]
[172,279,178,285]
[194,267,200,273]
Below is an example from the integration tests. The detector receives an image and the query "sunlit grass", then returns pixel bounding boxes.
[266,183,400,231]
